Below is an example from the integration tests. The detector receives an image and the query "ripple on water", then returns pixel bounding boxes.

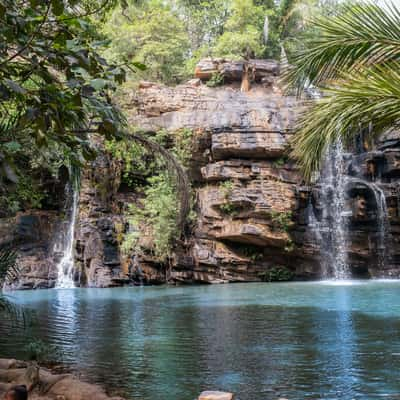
[1,282,400,400]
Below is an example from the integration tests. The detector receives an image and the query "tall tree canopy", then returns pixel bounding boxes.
[0,0,134,213]
[0,0,131,168]
[103,0,190,83]
[103,0,331,83]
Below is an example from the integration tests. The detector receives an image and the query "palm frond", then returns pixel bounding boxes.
[291,63,400,181]
[0,245,26,325]
[0,296,25,325]
[283,2,400,92]
[0,245,18,283]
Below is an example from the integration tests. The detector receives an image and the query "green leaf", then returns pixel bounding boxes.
[131,62,147,71]
[90,78,108,91]
[4,79,27,95]
[51,0,64,16]
[3,142,22,153]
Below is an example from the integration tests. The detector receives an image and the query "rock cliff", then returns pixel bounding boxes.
[126,61,320,282]
[3,58,400,288]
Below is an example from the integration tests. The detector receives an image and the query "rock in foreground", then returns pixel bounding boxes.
[0,359,124,400]
[198,391,234,400]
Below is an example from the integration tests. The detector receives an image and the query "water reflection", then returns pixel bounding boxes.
[1,283,400,400]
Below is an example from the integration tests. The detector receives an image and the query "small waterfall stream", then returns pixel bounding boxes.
[55,184,79,288]
[370,182,389,268]
[319,140,350,279]
[309,140,391,280]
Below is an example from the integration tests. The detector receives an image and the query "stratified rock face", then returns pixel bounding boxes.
[194,58,279,83]
[128,72,400,282]
[127,76,321,283]
[346,133,400,277]
[0,212,59,289]
[4,60,400,288]
[74,139,129,287]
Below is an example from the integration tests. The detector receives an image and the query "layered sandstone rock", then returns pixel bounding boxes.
[4,59,400,288]
[0,212,59,289]
[125,72,321,283]
[74,141,128,287]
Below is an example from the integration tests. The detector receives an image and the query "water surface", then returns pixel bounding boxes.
[1,281,400,400]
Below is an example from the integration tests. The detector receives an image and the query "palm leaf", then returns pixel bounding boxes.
[0,246,18,282]
[0,245,26,325]
[291,63,400,181]
[283,2,400,92]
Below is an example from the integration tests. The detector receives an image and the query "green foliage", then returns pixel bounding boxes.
[212,0,267,59]
[1,176,45,215]
[114,128,194,262]
[0,247,18,284]
[0,246,25,325]
[260,266,294,282]
[106,128,193,187]
[102,0,339,84]
[220,180,234,196]
[0,0,135,217]
[103,0,190,83]
[269,210,293,232]
[121,173,179,262]
[272,157,287,168]
[284,2,400,181]
[105,136,150,187]
[241,245,264,261]
[206,72,225,87]
[0,0,129,168]
[219,202,241,216]
[170,128,194,168]
[177,0,230,51]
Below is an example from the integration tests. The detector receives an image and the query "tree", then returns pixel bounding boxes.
[0,0,130,162]
[103,0,190,83]
[212,0,268,59]
[0,0,132,213]
[284,2,400,181]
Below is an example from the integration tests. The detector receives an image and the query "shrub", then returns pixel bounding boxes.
[206,72,225,87]
[270,210,293,232]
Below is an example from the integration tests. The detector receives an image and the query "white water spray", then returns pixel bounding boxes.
[312,140,350,280]
[55,185,78,288]
[370,182,389,268]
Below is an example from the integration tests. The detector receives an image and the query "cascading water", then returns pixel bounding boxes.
[54,184,79,288]
[310,140,351,280]
[370,182,389,268]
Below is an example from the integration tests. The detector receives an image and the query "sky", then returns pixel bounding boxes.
[376,0,400,7]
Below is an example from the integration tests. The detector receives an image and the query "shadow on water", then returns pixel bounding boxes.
[1,283,400,400]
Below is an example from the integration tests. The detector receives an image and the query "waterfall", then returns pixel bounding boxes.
[370,183,389,268]
[55,184,79,288]
[312,140,351,280]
